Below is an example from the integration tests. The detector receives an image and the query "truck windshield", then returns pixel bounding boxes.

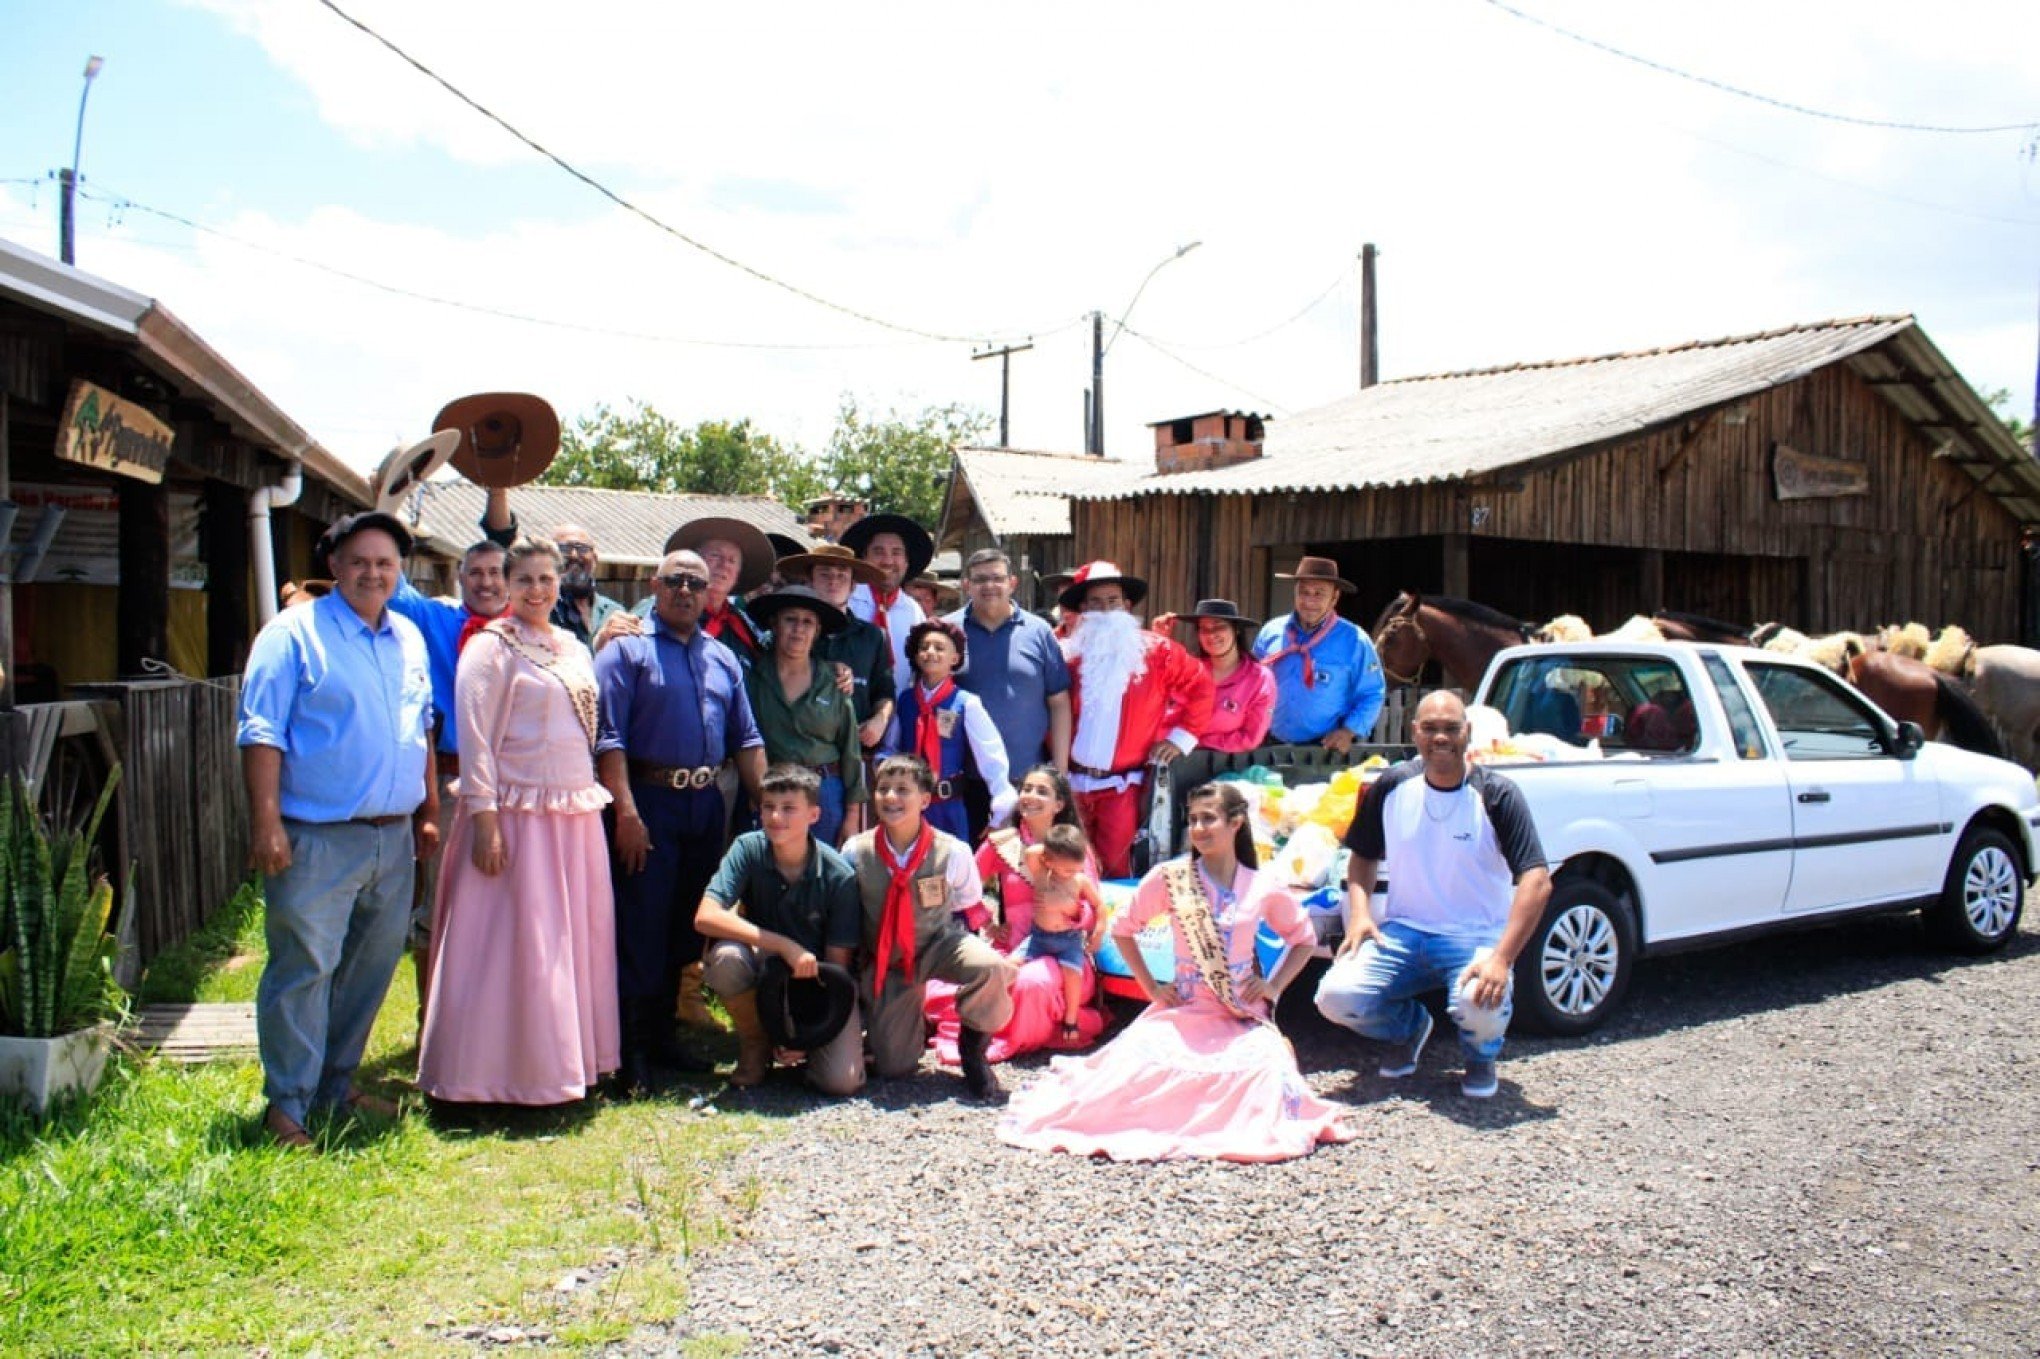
[1487,655,1699,756]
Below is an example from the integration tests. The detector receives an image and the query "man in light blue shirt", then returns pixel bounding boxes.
[239,511,436,1148]
[1252,556,1385,750]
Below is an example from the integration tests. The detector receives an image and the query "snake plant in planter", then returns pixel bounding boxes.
[0,766,126,1113]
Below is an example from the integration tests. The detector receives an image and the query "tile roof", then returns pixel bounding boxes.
[941,446,1146,543]
[398,480,810,567]
[1071,316,2039,521]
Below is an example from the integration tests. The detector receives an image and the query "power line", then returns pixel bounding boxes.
[1118,325,1291,414]
[315,0,984,342]
[1137,271,1348,351]
[1482,0,2039,136]
[72,182,1088,351]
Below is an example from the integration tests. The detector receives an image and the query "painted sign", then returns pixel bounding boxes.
[55,380,173,485]
[6,482,206,588]
[1772,443,1869,501]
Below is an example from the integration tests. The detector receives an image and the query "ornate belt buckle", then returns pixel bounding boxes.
[935,779,955,799]
[689,766,717,790]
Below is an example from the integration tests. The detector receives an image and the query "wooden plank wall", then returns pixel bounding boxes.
[1075,361,2025,641]
[79,679,249,969]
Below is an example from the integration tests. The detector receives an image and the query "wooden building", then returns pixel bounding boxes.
[936,445,1146,610]
[0,240,383,973]
[1070,317,2039,642]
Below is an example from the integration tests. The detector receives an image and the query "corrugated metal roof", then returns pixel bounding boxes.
[944,446,1146,541]
[1077,316,1928,500]
[400,480,809,567]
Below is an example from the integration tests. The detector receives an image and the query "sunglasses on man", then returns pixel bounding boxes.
[656,572,711,593]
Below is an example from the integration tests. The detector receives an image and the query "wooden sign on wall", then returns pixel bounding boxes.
[55,380,173,485]
[1772,442,1868,501]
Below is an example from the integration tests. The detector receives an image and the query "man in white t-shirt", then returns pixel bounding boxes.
[1314,691,1551,1098]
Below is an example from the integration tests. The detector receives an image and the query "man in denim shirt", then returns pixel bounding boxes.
[1252,556,1385,750]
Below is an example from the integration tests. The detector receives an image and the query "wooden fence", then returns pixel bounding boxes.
[70,678,249,978]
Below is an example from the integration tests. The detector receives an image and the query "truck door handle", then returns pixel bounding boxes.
[1797,790,1831,804]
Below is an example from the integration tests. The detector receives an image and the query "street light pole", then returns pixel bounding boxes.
[59,55,105,267]
[1089,240,1201,457]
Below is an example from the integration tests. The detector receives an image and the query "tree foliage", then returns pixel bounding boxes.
[538,396,992,524]
[815,397,992,528]
[542,402,829,506]
[1981,387,2034,453]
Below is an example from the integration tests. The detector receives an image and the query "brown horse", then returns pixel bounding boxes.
[1371,592,1534,691]
[1846,649,2005,759]
[1651,609,1751,645]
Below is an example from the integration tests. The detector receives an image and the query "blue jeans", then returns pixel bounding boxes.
[1314,919,1512,1063]
[258,819,415,1124]
[815,774,846,847]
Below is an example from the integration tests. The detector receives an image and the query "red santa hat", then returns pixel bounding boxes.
[1058,560,1149,613]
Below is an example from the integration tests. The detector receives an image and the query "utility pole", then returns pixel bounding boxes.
[1359,243,1379,389]
[1088,311,1105,456]
[972,339,1033,448]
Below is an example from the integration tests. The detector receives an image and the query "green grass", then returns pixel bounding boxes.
[2,884,772,1354]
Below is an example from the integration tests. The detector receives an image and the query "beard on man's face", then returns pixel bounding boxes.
[559,564,595,599]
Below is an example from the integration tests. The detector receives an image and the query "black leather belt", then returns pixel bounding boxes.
[815,762,842,778]
[1071,762,1142,780]
[628,760,725,791]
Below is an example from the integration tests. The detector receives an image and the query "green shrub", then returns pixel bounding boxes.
[0,768,126,1037]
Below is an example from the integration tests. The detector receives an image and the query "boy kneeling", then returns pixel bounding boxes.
[696,764,864,1095]
[846,754,1017,1098]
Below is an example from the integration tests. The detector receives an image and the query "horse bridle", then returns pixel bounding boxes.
[1374,612,1428,686]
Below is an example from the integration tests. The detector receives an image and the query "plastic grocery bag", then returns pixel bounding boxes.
[1273,822,1342,888]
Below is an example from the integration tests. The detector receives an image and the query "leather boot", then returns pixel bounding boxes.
[617,999,664,1098]
[720,989,773,1087]
[957,1025,1002,1101]
[652,986,714,1074]
[675,961,726,1032]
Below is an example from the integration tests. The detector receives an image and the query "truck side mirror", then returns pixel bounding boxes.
[1891,720,1925,759]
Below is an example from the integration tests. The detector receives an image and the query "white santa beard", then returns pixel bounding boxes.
[1066,611,1149,770]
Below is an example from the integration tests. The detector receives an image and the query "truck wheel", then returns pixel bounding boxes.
[1926,826,2024,953]
[1512,878,1636,1036]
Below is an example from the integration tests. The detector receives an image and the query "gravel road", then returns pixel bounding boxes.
[636,901,2040,1357]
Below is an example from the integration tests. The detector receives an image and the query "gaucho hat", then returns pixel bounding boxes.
[757,956,858,1051]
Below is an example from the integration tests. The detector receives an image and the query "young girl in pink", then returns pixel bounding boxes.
[1018,823,1107,1042]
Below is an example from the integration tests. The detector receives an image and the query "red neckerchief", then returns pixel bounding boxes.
[1266,612,1337,688]
[914,677,956,773]
[456,608,505,655]
[872,823,935,994]
[703,600,756,652]
[872,586,901,649]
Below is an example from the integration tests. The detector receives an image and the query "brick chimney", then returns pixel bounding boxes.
[1149,411,1267,474]
[806,493,867,543]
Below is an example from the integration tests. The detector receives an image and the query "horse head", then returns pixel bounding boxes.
[1371,591,1428,685]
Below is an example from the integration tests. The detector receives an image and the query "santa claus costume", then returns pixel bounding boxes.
[1060,562,1215,878]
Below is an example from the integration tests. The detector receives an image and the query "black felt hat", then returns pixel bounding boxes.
[314,510,414,574]
[839,513,935,581]
[757,957,858,1051]
[746,583,850,636]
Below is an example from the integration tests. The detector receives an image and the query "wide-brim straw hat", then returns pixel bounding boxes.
[777,542,883,587]
[431,392,561,488]
[371,430,460,513]
[665,516,777,593]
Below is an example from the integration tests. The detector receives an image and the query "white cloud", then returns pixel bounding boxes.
[21,0,2040,475]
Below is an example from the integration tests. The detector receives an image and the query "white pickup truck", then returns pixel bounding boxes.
[1472,641,2039,1034]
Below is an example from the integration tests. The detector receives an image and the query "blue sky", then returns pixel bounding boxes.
[2,1,2035,471]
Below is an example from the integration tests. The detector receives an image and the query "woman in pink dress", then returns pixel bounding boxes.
[1156,599,1275,753]
[924,766,1107,1065]
[998,782,1355,1162]
[418,538,619,1105]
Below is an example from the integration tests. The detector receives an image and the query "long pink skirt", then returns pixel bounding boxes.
[925,955,1107,1066]
[997,1001,1356,1163]
[418,806,619,1104]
